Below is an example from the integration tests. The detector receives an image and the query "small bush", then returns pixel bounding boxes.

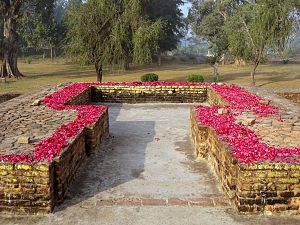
[282,59,289,64]
[187,74,204,83]
[26,57,33,64]
[141,73,159,82]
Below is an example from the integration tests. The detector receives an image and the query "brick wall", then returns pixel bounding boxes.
[0,87,109,214]
[85,108,109,155]
[91,85,207,103]
[0,93,22,104]
[237,164,300,214]
[64,87,110,155]
[0,162,54,214]
[190,109,300,215]
[207,87,229,106]
[3,83,298,215]
[277,93,300,104]
[65,87,92,105]
[53,132,86,204]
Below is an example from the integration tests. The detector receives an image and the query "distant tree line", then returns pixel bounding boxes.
[188,0,300,85]
[1,0,299,85]
[0,0,185,81]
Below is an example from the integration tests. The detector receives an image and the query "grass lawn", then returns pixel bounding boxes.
[0,61,300,93]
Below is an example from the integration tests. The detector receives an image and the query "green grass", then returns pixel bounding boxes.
[1,61,300,93]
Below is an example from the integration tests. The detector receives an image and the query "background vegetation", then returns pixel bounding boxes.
[0,0,300,93]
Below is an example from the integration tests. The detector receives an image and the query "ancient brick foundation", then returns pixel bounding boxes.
[1,83,299,215]
[278,93,300,104]
[0,162,54,214]
[0,93,22,104]
[0,96,109,215]
[91,85,207,103]
[0,111,109,214]
[190,110,300,215]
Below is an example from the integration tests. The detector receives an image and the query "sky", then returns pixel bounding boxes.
[181,1,191,17]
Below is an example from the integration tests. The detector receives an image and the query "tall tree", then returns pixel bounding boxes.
[0,0,55,78]
[20,12,59,61]
[188,0,243,81]
[189,0,299,85]
[144,0,184,66]
[65,0,162,81]
[225,0,299,85]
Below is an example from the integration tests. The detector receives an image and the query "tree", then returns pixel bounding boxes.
[0,0,55,79]
[225,0,299,85]
[144,0,184,66]
[188,0,243,81]
[64,0,162,81]
[20,13,60,61]
[189,0,299,85]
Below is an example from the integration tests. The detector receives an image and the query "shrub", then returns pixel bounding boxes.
[282,59,289,64]
[26,57,33,64]
[141,73,159,82]
[187,74,204,83]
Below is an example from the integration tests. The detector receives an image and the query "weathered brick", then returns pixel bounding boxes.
[168,198,189,206]
[0,171,8,176]
[0,164,14,171]
[278,178,299,184]
[16,164,33,171]
[34,164,49,172]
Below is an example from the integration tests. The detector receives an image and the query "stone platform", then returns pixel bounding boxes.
[191,86,300,215]
[0,85,109,214]
[0,82,299,215]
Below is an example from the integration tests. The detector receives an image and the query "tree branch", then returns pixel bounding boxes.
[12,0,23,13]
[241,18,258,51]
[0,0,9,15]
[219,11,227,21]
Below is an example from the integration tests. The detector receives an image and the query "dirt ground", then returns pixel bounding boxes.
[1,104,300,225]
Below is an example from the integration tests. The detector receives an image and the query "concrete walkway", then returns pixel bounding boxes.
[1,104,300,225]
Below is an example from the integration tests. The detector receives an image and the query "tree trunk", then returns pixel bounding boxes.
[124,57,130,70]
[158,49,162,67]
[250,49,263,86]
[250,62,259,86]
[1,16,23,79]
[43,50,46,59]
[221,54,225,66]
[95,63,103,82]
[213,62,219,82]
[50,47,53,63]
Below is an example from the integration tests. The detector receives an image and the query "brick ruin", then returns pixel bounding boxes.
[277,92,300,105]
[0,83,299,215]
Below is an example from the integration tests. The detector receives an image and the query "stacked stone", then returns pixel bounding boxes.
[0,93,22,104]
[236,111,300,148]
[207,87,229,106]
[0,85,109,214]
[65,87,92,105]
[278,93,300,104]
[190,87,300,215]
[237,164,300,214]
[0,162,54,214]
[0,87,78,156]
[91,85,207,103]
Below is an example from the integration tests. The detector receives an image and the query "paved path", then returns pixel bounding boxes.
[1,104,300,225]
